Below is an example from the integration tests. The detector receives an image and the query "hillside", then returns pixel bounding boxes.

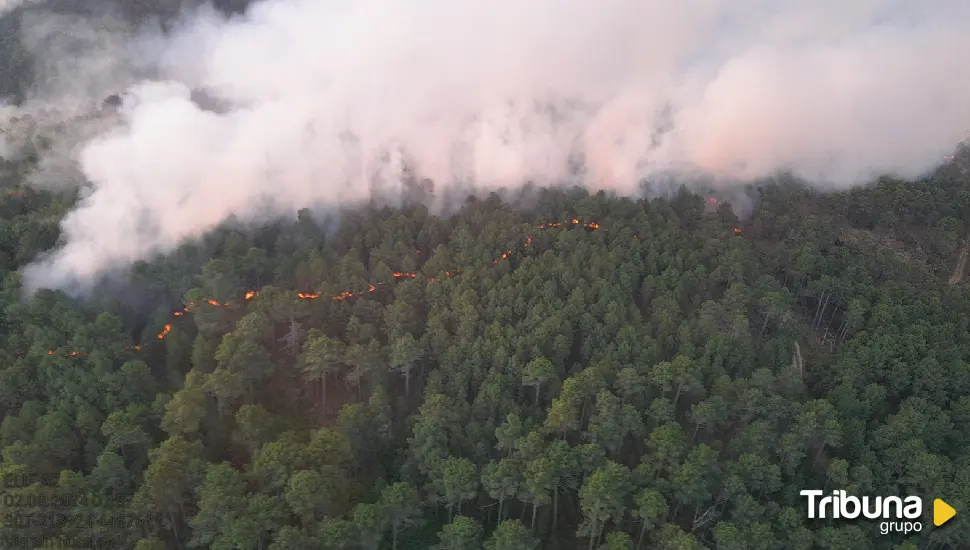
[0,152,969,549]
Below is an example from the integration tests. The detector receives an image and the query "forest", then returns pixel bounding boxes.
[0,146,969,549]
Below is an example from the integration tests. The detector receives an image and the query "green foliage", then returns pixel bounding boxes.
[434,515,483,550]
[486,519,540,550]
[1,177,970,548]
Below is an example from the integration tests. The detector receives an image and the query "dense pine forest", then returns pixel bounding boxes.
[1,147,969,549]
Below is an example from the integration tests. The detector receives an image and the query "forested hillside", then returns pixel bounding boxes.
[1,149,969,549]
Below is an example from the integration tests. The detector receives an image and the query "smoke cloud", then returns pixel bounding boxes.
[5,0,970,293]
[0,0,28,16]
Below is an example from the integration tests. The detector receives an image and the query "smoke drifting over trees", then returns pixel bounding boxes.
[2,0,969,293]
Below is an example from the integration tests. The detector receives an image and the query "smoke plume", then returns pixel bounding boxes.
[0,0,29,16]
[4,0,970,293]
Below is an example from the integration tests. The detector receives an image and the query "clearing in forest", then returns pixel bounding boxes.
[948,235,970,284]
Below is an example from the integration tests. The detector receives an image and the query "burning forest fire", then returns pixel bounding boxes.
[6,217,685,357]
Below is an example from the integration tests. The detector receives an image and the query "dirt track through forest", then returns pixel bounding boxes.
[948,235,970,284]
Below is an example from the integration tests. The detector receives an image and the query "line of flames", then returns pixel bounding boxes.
[14,219,606,356]
[14,219,750,357]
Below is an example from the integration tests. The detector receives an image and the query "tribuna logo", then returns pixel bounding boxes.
[801,490,923,534]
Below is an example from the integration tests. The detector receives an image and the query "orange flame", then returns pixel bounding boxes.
[24,218,600,357]
[46,349,85,357]
[734,227,743,236]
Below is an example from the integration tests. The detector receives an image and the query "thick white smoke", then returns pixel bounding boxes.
[13,0,970,293]
[0,0,27,16]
